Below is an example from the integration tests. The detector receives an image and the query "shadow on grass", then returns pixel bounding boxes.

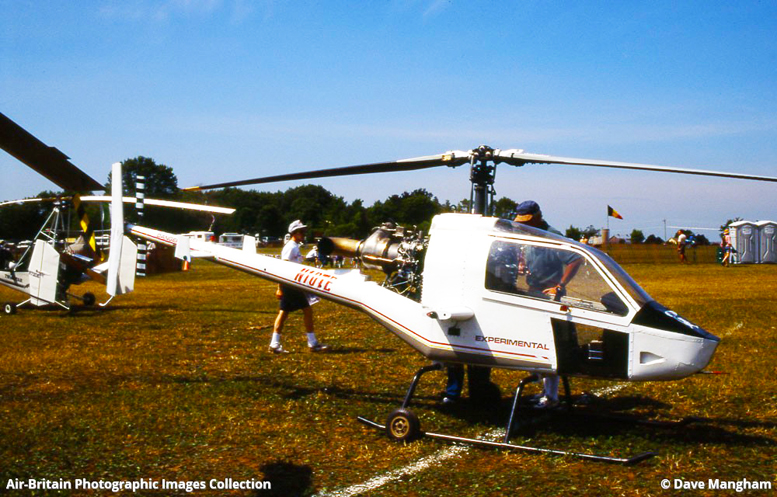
[259,461,313,497]
[166,372,418,406]
[70,303,278,316]
[324,347,396,355]
[63,304,171,316]
[693,416,777,430]
[421,393,777,451]
[588,394,672,412]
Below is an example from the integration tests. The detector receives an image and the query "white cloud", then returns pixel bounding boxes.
[423,0,450,18]
[98,0,261,23]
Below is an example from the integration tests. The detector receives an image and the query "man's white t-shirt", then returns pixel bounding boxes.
[282,240,303,263]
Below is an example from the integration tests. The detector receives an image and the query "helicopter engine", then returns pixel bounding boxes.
[318,222,426,299]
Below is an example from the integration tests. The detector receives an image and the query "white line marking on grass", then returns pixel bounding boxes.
[317,428,504,497]
[592,383,628,397]
[318,383,629,497]
[318,444,466,497]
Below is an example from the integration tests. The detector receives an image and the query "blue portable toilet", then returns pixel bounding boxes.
[757,220,776,264]
[729,221,758,264]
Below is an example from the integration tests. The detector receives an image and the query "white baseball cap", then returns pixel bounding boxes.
[288,220,307,234]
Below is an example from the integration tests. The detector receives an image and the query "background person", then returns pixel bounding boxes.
[721,228,733,266]
[268,220,329,354]
[675,230,688,264]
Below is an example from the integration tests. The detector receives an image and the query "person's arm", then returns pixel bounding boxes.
[543,257,583,297]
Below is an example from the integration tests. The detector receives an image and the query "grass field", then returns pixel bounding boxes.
[1,260,775,496]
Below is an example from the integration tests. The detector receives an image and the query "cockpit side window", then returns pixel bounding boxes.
[485,240,629,316]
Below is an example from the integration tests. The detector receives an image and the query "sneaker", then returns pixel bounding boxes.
[309,343,329,353]
[268,344,289,354]
[442,396,459,406]
[536,396,560,409]
[529,393,544,404]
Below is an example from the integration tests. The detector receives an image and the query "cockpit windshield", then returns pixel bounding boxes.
[493,219,652,308]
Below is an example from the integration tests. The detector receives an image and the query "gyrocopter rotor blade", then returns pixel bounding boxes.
[0,112,104,192]
[494,149,777,183]
[0,196,235,214]
[183,151,471,191]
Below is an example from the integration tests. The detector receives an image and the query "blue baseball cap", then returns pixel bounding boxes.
[514,200,541,222]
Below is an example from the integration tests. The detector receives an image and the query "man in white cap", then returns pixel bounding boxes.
[268,220,328,354]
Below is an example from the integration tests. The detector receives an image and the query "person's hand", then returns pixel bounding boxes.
[275,287,283,299]
[543,285,564,298]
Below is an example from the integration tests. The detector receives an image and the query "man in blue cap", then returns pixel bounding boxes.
[513,200,582,407]
[443,201,576,408]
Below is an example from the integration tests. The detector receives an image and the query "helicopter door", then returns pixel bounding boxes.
[552,319,629,379]
[483,239,632,373]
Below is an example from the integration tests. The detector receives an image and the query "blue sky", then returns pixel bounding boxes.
[2,0,776,238]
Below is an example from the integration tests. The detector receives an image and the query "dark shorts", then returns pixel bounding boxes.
[280,285,310,313]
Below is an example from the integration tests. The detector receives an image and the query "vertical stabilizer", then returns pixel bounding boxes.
[243,235,256,253]
[175,235,191,261]
[107,162,136,296]
[117,235,137,293]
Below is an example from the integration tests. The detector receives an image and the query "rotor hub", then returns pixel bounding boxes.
[471,145,495,161]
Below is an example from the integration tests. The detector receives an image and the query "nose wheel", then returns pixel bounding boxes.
[386,408,421,442]
[82,292,96,306]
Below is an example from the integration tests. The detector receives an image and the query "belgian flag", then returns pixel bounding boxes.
[607,205,623,219]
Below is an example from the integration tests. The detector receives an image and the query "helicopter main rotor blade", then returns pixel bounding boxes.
[0,112,104,192]
[183,152,471,191]
[495,149,777,183]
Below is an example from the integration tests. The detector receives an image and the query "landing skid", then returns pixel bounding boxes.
[357,363,658,464]
[3,291,97,315]
[356,416,655,465]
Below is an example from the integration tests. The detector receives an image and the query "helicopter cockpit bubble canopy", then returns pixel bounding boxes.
[421,214,718,380]
[422,214,651,318]
[490,219,652,311]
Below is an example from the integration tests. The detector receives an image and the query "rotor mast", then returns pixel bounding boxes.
[469,145,497,216]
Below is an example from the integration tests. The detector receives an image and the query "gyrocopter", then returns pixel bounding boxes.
[0,112,234,313]
[129,144,777,463]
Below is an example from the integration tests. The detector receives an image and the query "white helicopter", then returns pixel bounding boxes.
[130,145,777,463]
[0,112,235,313]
